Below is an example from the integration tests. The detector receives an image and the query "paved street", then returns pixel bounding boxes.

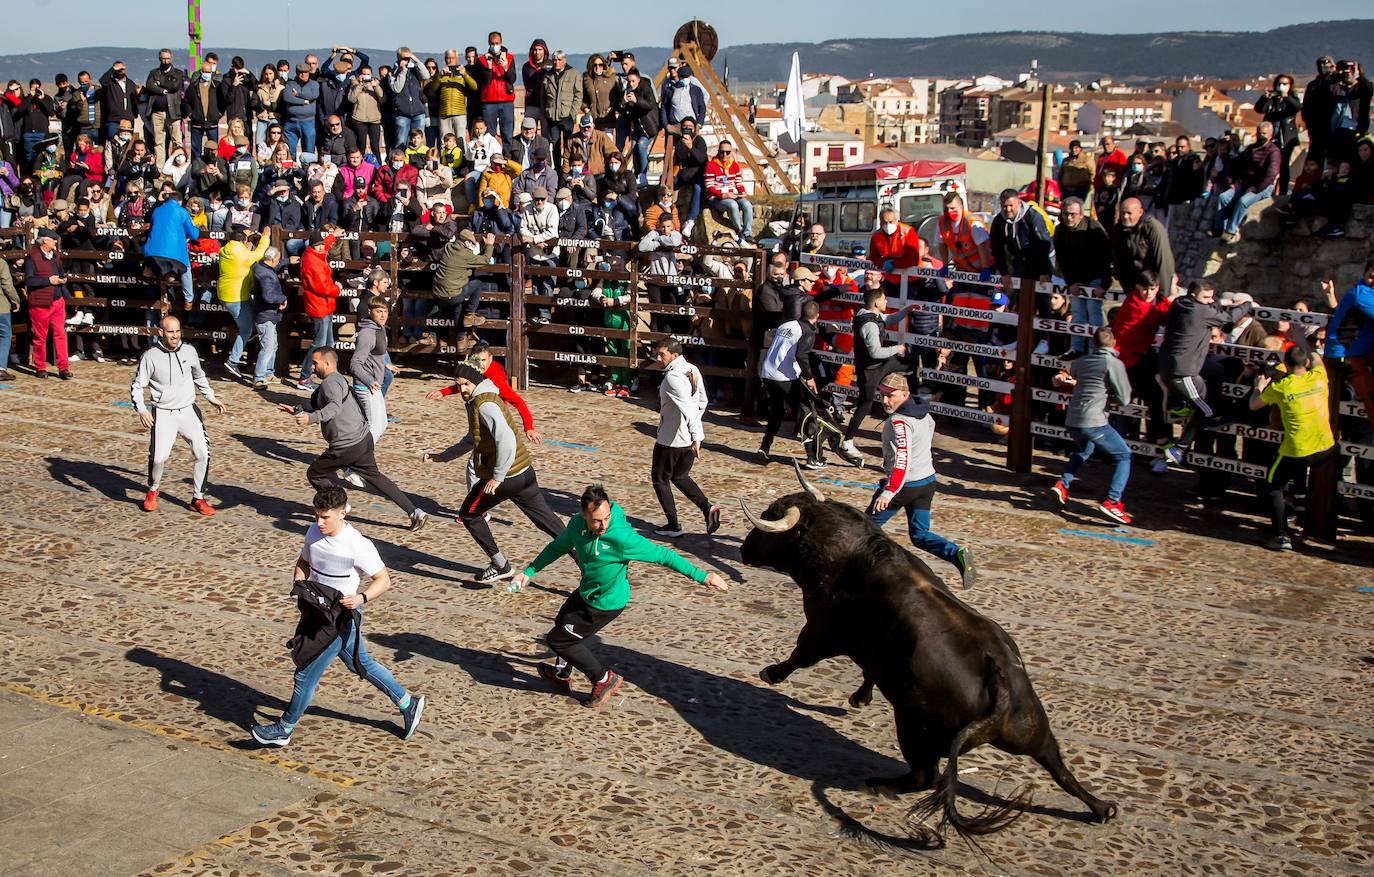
[0,362,1370,876]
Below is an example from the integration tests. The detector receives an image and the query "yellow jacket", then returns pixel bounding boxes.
[477,160,521,210]
[216,234,271,303]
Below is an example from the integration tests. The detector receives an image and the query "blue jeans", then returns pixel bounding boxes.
[481,102,514,147]
[189,126,217,156]
[0,208,11,229]
[1061,424,1132,503]
[103,120,126,144]
[21,133,46,170]
[300,316,334,380]
[402,296,427,340]
[393,113,427,150]
[867,476,960,564]
[381,352,394,396]
[280,613,406,727]
[1068,288,1105,355]
[708,196,753,236]
[628,135,650,180]
[0,311,11,369]
[283,118,315,156]
[1213,184,1272,235]
[224,300,256,364]
[253,320,278,381]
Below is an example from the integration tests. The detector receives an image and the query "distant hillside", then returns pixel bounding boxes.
[2,21,1371,85]
[720,20,1374,83]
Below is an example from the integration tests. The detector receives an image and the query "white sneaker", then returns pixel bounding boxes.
[66,311,85,327]
[682,219,696,238]
[341,470,367,488]
[81,311,95,326]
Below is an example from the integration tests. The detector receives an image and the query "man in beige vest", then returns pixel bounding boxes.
[445,363,564,584]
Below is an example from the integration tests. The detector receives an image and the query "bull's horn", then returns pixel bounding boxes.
[739,499,802,534]
[792,459,826,503]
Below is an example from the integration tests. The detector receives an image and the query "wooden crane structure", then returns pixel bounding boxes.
[653,20,797,194]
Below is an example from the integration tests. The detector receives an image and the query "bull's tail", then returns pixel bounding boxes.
[907,667,1030,844]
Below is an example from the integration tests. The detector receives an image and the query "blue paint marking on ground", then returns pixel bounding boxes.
[816,477,874,490]
[543,439,600,453]
[1356,586,1374,594]
[111,401,135,408]
[1057,528,1154,546]
[387,417,400,423]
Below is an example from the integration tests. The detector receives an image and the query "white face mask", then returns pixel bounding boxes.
[1277,83,1290,94]
[882,222,897,235]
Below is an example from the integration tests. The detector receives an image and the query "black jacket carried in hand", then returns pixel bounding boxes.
[287,579,363,674]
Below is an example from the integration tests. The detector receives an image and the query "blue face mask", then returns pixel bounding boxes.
[603,200,614,208]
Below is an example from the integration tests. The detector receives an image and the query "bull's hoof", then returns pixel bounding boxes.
[848,686,873,709]
[758,665,784,685]
[1092,800,1120,823]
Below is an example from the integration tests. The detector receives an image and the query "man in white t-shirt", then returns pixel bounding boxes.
[252,486,425,746]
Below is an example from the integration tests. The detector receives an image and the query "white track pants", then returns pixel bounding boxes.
[147,404,210,498]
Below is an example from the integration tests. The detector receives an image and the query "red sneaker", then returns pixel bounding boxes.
[191,498,216,516]
[142,489,159,512]
[1099,499,1132,525]
[583,669,624,708]
[1050,481,1068,507]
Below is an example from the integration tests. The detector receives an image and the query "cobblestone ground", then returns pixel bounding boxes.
[0,362,1371,876]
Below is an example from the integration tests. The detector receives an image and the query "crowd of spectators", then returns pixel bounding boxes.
[0,43,1371,548]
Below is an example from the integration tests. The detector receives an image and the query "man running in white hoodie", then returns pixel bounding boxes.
[130,314,226,515]
[650,339,721,538]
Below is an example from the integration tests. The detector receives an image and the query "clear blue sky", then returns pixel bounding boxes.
[3,1,1369,55]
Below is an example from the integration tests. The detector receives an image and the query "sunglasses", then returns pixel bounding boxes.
[533,196,546,201]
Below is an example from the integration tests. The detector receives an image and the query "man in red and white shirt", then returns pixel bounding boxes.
[866,371,975,589]
[702,138,753,241]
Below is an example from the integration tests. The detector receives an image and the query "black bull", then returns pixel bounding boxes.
[739,465,1117,841]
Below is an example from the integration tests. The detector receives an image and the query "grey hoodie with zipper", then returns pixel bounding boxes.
[1065,346,1131,429]
[297,371,369,451]
[131,339,218,413]
[350,316,388,388]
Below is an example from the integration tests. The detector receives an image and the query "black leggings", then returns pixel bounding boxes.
[458,467,564,559]
[546,591,623,683]
[1266,446,1336,536]
[843,358,908,441]
[761,378,799,452]
[349,120,383,157]
[307,436,416,517]
[651,443,711,529]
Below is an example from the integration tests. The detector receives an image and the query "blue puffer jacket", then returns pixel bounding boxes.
[142,199,200,267]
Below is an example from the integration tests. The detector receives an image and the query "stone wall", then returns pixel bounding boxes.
[1168,198,1374,308]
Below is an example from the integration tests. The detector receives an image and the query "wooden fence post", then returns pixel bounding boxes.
[1005,276,1036,473]
[509,249,526,390]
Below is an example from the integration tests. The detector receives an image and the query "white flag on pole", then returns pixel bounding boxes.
[782,52,805,145]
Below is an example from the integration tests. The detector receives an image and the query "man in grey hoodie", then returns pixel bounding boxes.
[279,346,428,532]
[1049,327,1135,525]
[130,314,226,515]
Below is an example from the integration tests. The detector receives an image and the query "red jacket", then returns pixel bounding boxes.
[439,359,535,431]
[1110,289,1171,368]
[477,50,518,103]
[371,162,418,204]
[1094,148,1128,190]
[869,223,923,283]
[301,235,340,318]
[703,158,744,199]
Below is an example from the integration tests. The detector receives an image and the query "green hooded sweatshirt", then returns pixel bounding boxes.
[522,502,705,610]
